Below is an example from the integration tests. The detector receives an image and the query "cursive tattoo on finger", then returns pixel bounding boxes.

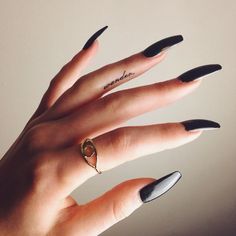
[103,71,135,90]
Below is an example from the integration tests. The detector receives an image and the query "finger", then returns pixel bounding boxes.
[30,43,98,121]
[54,120,219,195]
[44,35,183,120]
[55,64,221,145]
[62,172,181,236]
[29,26,108,121]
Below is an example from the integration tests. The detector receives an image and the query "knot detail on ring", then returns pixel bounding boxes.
[80,138,101,174]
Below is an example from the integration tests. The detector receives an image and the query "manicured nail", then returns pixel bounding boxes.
[142,35,183,57]
[182,119,221,131]
[139,171,182,203]
[82,26,108,50]
[178,64,222,82]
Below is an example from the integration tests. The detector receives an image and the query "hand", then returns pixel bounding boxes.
[0,26,221,236]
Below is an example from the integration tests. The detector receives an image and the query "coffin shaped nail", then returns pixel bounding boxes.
[139,171,182,203]
[182,119,221,131]
[142,35,183,57]
[178,64,222,82]
[83,26,108,50]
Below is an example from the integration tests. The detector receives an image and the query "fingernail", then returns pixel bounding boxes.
[178,64,222,82]
[182,119,221,131]
[142,35,183,57]
[139,171,182,203]
[82,26,108,50]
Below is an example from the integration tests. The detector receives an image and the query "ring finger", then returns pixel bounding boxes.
[54,119,220,196]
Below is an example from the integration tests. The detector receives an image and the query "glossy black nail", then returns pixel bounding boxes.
[182,119,220,131]
[82,26,108,50]
[142,35,183,57]
[139,171,182,203]
[178,64,222,82]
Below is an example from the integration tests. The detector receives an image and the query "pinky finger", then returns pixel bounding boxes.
[29,26,108,122]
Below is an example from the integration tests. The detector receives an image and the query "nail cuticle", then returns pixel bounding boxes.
[151,50,167,59]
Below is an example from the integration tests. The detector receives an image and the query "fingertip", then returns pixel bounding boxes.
[164,77,202,101]
[158,122,202,150]
[186,129,203,138]
[140,49,167,65]
[81,39,99,57]
[157,50,167,61]
[70,40,98,66]
[179,122,203,141]
[91,39,99,51]
[176,75,202,88]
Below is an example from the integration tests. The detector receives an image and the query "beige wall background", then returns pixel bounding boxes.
[0,0,235,235]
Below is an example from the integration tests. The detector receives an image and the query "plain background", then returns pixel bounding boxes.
[0,0,235,235]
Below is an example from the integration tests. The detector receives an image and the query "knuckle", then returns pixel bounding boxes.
[31,153,49,179]
[101,92,123,114]
[49,76,58,88]
[101,91,133,117]
[30,152,56,193]
[59,62,70,74]
[73,75,90,93]
[102,62,117,72]
[24,124,48,153]
[154,81,167,92]
[159,123,178,134]
[101,55,133,73]
[121,55,135,67]
[110,127,131,154]
[112,199,131,222]
[120,57,130,68]
[49,63,70,88]
[102,63,112,72]
[154,80,175,94]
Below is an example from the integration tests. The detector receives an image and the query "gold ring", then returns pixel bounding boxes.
[80,138,102,174]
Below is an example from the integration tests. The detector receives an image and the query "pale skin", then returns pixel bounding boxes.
[0,40,202,236]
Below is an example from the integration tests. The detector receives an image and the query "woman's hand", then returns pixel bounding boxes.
[0,26,221,236]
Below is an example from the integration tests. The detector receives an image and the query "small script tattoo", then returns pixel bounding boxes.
[103,71,135,90]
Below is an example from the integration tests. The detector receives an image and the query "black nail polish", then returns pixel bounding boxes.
[82,26,108,50]
[182,119,221,131]
[142,35,183,57]
[178,64,222,82]
[139,171,182,203]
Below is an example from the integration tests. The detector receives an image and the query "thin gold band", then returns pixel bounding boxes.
[80,138,102,174]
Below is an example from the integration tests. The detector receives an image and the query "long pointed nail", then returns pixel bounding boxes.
[142,35,183,57]
[139,171,182,203]
[182,119,221,131]
[82,26,108,50]
[178,64,222,82]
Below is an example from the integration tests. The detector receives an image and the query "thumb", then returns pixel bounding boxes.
[77,171,182,235]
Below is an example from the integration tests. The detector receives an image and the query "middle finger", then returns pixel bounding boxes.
[55,64,221,147]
